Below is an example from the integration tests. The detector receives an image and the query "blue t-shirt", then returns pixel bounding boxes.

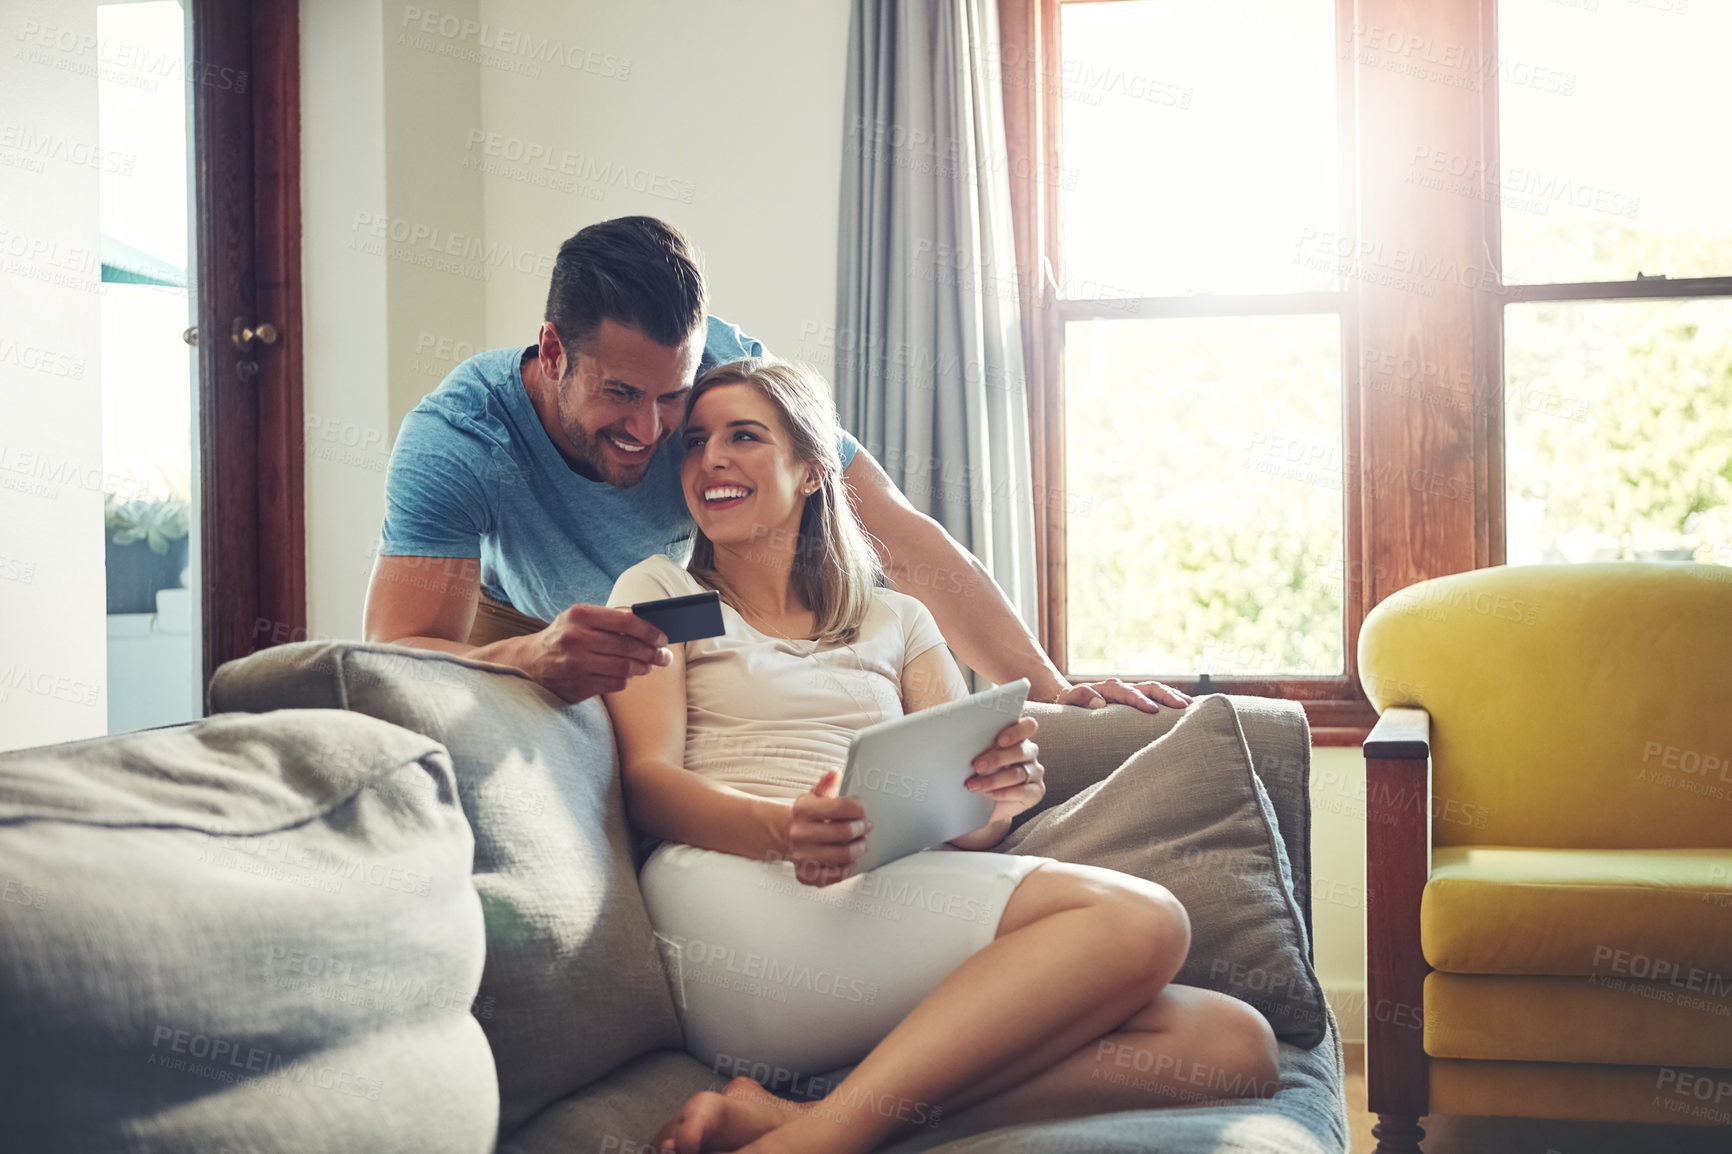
[378,316,861,621]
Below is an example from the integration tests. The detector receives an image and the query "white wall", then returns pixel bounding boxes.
[302,0,490,638]
[473,0,854,363]
[1310,744,1368,1040]
[301,0,391,642]
[303,0,854,638]
[0,0,108,752]
[382,0,486,432]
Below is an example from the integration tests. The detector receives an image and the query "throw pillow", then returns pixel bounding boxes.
[1002,694,1327,1046]
[0,709,496,1152]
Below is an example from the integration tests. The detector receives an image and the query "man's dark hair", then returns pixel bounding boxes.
[545,216,706,356]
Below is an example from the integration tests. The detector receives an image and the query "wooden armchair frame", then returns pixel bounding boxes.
[1364,707,1432,1154]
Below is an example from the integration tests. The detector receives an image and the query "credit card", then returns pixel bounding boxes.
[631,589,725,644]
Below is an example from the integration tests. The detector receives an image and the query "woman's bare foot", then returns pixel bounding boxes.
[651,1075,814,1154]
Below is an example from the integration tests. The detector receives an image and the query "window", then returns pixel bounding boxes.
[1006,0,1732,740]
[1058,2,1338,299]
[1497,0,1732,567]
[1045,0,1365,731]
[1065,314,1344,678]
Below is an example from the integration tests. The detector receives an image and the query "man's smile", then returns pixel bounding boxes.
[604,431,652,458]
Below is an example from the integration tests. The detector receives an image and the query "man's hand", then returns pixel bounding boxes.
[520,604,672,703]
[1050,677,1192,713]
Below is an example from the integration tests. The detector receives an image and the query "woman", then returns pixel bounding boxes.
[602,359,1278,1154]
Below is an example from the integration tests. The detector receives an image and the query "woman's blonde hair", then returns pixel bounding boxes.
[683,358,883,644]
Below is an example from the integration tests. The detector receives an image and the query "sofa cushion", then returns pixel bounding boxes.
[1001,695,1328,1046]
[1018,695,1315,945]
[495,1049,723,1154]
[1421,845,1732,976]
[208,641,682,1136]
[1424,972,1732,1067]
[0,710,496,1153]
[500,1029,1350,1154]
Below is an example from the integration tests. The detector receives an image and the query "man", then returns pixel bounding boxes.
[364,216,1187,713]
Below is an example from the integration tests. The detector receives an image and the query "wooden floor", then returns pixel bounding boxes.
[1343,1045,1729,1153]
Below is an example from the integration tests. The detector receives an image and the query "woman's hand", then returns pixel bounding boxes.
[782,768,870,888]
[963,714,1046,826]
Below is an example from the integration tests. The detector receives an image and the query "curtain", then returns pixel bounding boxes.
[836,0,1040,674]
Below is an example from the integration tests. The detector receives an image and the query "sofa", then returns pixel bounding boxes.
[1358,563,1732,1151]
[0,639,1347,1152]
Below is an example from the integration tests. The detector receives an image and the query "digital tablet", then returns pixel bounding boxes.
[838,678,1032,873]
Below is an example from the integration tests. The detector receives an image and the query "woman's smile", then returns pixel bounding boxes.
[700,482,753,511]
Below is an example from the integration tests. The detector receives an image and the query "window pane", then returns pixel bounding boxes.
[1065,315,1343,676]
[1059,0,1337,299]
[1506,298,1732,566]
[1499,0,1732,284]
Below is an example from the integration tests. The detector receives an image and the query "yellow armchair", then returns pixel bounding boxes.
[1358,563,1732,1152]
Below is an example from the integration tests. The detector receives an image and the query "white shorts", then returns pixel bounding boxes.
[638,841,1054,1084]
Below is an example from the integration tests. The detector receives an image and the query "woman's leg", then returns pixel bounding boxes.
[762,863,1276,1150]
[931,982,1281,1131]
[659,860,1220,1154]
[690,981,1280,1149]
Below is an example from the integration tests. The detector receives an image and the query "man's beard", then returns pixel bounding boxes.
[561,416,660,489]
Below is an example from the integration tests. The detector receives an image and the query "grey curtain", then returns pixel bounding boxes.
[836,0,1039,675]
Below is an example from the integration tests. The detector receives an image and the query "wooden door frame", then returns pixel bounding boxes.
[191,0,304,693]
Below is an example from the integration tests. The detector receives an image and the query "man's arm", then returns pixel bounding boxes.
[366,411,524,660]
[362,555,671,703]
[842,445,1189,712]
[363,554,515,661]
[365,406,668,703]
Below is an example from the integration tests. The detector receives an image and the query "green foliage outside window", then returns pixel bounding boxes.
[1066,223,1732,677]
